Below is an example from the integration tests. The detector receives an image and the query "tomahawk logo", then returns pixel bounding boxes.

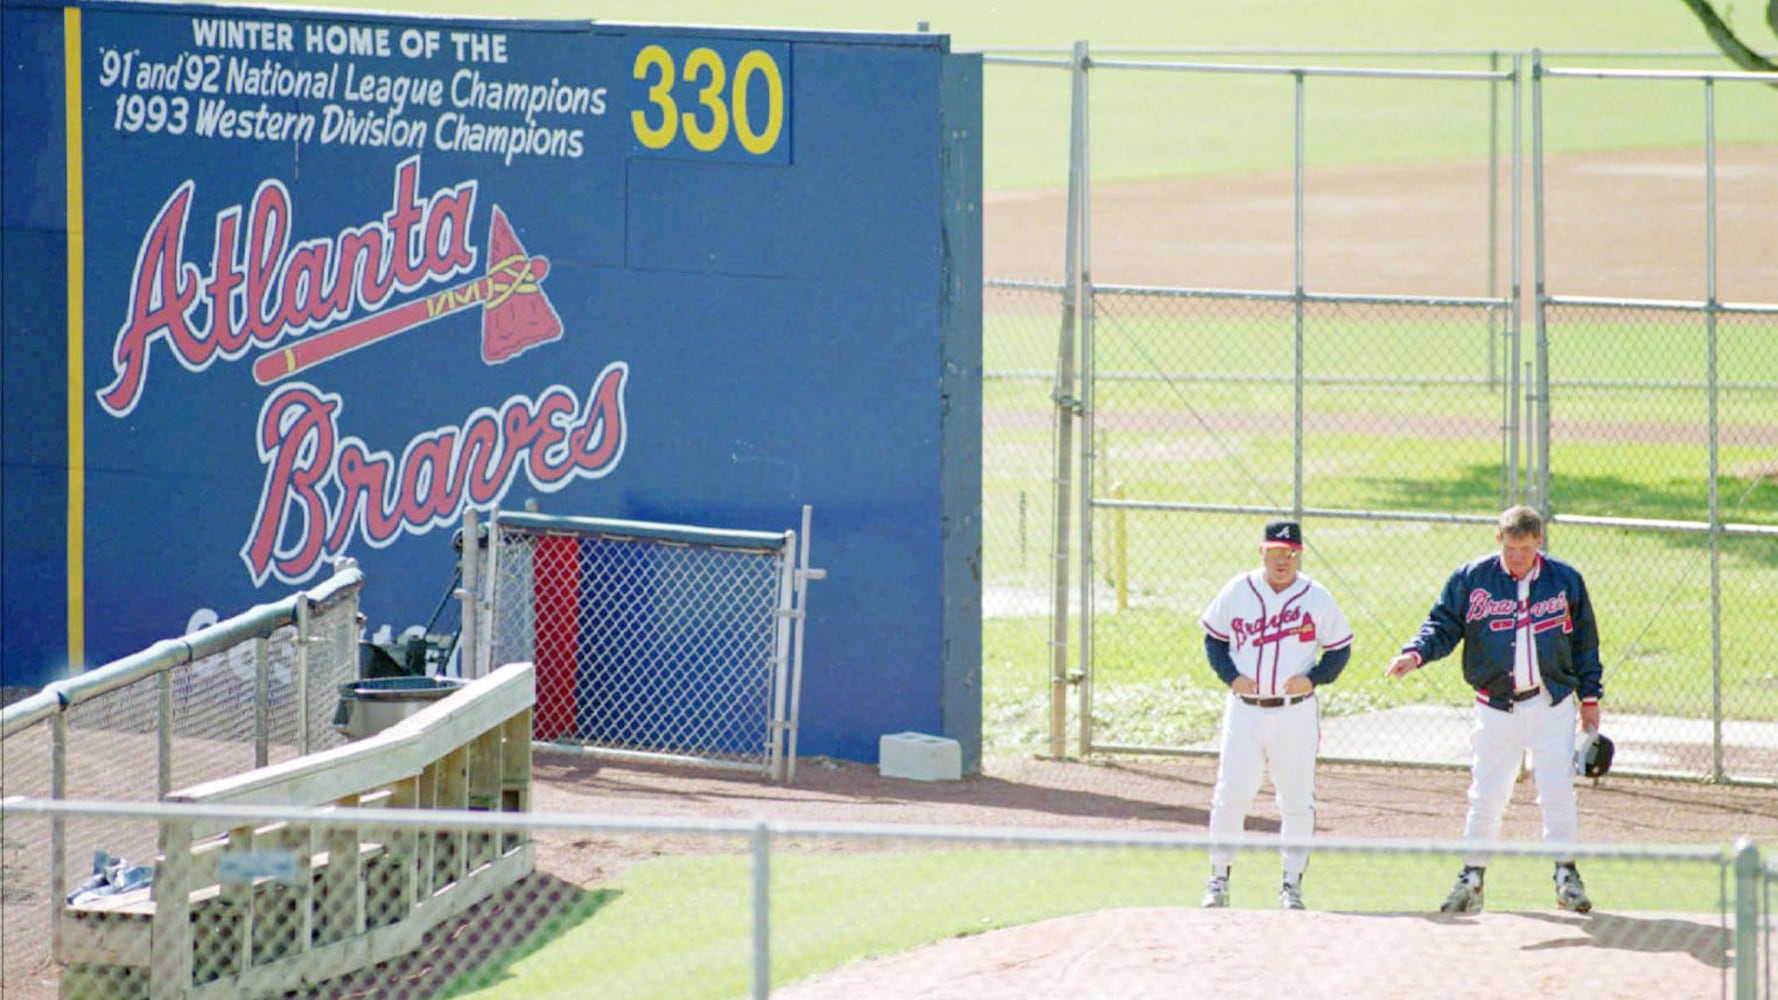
[96,156,562,416]
[250,204,561,384]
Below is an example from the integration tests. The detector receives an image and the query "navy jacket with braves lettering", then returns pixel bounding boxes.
[1400,551,1603,712]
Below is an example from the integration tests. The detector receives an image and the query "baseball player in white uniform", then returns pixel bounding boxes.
[1199,519,1353,910]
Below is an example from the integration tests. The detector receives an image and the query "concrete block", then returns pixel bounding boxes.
[879,731,962,782]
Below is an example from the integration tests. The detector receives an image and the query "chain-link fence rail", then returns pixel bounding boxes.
[0,796,1764,999]
[0,562,363,1000]
[478,509,820,782]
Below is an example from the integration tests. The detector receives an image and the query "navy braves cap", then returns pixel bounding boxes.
[1261,519,1303,549]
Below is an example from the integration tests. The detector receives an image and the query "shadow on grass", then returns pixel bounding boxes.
[437,875,619,998]
[1370,465,1778,564]
[299,871,619,999]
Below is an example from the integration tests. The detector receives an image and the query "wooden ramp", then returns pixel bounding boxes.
[58,663,536,1000]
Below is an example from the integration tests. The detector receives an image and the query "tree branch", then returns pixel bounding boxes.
[1677,0,1778,74]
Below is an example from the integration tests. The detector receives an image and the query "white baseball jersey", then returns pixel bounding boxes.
[1200,570,1353,696]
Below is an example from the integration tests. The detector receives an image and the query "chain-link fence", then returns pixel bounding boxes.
[0,563,363,1000]
[1079,292,1517,757]
[981,46,1778,780]
[983,278,1077,757]
[480,510,816,781]
[978,48,1080,759]
[0,795,1766,999]
[1069,51,1527,768]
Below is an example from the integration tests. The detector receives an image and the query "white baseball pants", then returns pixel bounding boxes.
[1461,687,1580,867]
[1207,695,1319,879]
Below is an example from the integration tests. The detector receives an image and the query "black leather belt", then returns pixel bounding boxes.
[1512,686,1542,702]
[1240,693,1313,708]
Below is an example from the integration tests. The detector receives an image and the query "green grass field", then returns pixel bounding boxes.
[441,846,1734,999]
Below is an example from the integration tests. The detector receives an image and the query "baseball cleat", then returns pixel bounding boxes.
[1201,875,1230,909]
[1555,864,1592,913]
[1440,867,1484,915]
[1279,878,1306,910]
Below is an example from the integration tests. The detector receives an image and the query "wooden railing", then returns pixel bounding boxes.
[57,662,535,1000]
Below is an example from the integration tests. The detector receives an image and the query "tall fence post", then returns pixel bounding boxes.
[254,635,270,768]
[1507,52,1524,505]
[157,670,173,799]
[460,507,481,679]
[752,821,771,1000]
[789,504,824,784]
[50,714,68,962]
[1075,42,1098,761]
[295,595,313,755]
[1703,77,1726,783]
[1291,68,1307,515]
[1047,39,1089,759]
[148,818,194,1000]
[1734,837,1760,1000]
[1487,48,1501,393]
[770,530,799,783]
[1528,48,1552,514]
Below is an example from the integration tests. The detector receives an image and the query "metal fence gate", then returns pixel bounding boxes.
[477,508,819,782]
[981,45,1778,781]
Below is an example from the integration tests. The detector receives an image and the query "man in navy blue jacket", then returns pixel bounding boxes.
[1386,505,1604,915]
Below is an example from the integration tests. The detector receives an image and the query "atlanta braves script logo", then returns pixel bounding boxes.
[1467,589,1571,631]
[97,156,629,585]
[1229,608,1318,651]
[246,366,627,586]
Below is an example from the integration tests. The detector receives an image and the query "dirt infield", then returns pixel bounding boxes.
[769,908,1734,1000]
[986,147,1778,301]
[531,752,1778,850]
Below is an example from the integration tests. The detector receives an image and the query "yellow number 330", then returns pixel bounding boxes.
[631,44,784,156]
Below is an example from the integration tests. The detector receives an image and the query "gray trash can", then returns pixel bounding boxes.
[332,676,468,739]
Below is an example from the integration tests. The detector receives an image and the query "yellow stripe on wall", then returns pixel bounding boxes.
[64,7,86,674]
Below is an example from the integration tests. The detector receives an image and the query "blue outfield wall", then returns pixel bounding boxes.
[0,0,984,769]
